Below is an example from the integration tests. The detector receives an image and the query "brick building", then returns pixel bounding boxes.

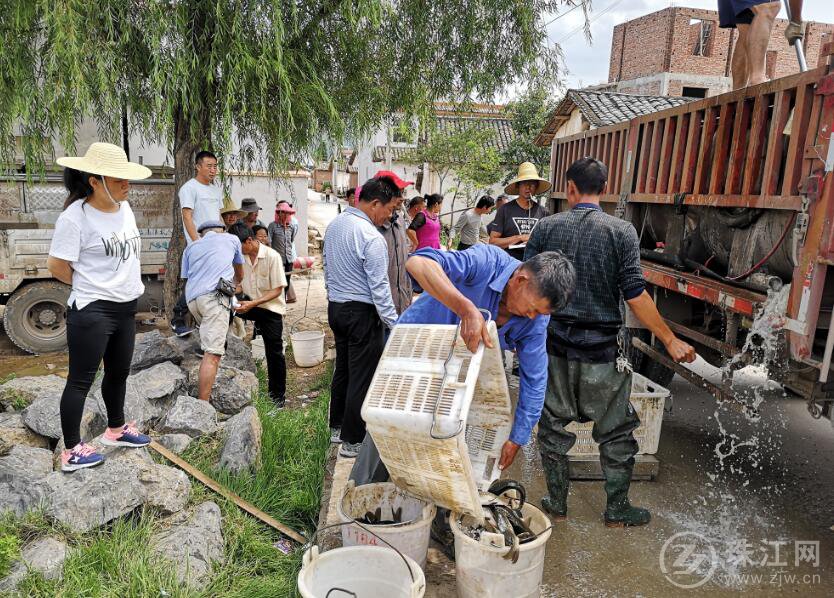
[604,6,833,98]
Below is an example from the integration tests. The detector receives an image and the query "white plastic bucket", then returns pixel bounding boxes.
[450,502,552,598]
[298,545,426,598]
[338,481,436,569]
[291,329,325,367]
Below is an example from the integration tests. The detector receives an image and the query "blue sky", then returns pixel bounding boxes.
[548,0,832,89]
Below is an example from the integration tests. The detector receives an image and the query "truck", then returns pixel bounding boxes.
[543,42,834,423]
[0,174,175,354]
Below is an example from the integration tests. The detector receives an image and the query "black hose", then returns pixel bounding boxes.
[639,249,767,294]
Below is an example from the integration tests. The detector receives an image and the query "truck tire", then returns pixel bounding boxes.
[627,328,676,387]
[3,281,71,355]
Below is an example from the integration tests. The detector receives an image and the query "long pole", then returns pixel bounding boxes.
[783,0,808,72]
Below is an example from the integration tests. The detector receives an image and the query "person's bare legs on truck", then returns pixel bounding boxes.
[731,31,749,89]
[736,2,781,88]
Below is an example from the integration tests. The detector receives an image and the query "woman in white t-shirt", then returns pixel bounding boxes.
[47,142,154,472]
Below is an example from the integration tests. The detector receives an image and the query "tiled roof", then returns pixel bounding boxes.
[536,89,693,145]
[373,111,514,163]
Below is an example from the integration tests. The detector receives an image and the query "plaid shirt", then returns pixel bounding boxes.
[525,204,645,328]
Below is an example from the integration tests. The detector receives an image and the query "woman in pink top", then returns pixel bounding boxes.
[407,193,443,251]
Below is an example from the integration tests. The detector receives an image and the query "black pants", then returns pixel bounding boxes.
[60,299,138,449]
[328,301,385,444]
[238,307,286,403]
[457,242,473,251]
[172,291,189,328]
[283,262,293,298]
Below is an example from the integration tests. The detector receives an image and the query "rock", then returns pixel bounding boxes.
[22,382,105,441]
[151,501,225,589]
[91,362,185,432]
[41,445,190,532]
[158,396,219,437]
[0,537,68,592]
[0,412,50,453]
[218,406,262,474]
[131,330,182,372]
[0,446,52,516]
[0,375,65,411]
[157,433,193,455]
[221,334,256,373]
[184,363,258,415]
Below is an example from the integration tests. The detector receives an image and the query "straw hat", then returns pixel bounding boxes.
[504,162,551,196]
[56,142,152,180]
[220,195,245,217]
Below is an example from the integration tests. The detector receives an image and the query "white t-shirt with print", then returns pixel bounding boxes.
[178,178,223,244]
[49,200,145,309]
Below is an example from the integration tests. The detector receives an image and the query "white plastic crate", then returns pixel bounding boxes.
[565,373,669,456]
[362,323,512,523]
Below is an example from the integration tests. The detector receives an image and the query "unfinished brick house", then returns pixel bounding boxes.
[603,6,833,98]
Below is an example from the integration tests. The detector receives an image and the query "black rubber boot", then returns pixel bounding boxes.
[603,468,650,527]
[430,508,456,561]
[540,453,569,521]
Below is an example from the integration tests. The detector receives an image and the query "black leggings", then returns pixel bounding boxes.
[60,299,138,449]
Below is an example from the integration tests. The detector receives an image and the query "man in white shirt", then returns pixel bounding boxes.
[172,150,223,336]
[228,222,288,408]
[450,195,495,251]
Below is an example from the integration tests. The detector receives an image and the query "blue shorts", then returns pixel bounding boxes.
[718,0,771,28]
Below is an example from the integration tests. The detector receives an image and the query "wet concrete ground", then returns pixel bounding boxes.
[504,362,834,597]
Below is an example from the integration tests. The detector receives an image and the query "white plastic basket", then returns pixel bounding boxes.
[565,372,669,456]
[362,322,512,523]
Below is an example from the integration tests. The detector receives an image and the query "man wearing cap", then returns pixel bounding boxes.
[172,150,223,337]
[267,201,299,298]
[181,220,245,402]
[229,222,289,408]
[374,170,414,315]
[240,198,266,229]
[489,162,550,261]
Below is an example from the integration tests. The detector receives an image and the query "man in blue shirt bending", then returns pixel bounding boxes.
[350,243,575,478]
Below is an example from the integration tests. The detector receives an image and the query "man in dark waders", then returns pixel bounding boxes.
[525,157,696,527]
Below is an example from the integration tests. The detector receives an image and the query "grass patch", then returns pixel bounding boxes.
[2,362,332,597]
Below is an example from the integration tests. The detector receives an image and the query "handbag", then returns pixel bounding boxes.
[286,280,297,303]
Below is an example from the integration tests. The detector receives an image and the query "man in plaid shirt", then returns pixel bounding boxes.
[526,157,695,527]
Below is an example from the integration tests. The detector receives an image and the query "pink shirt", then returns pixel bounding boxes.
[414,209,441,250]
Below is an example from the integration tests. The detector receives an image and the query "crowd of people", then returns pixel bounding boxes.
[45,140,697,541]
[47,143,298,471]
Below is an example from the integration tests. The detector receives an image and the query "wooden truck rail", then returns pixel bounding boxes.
[546,42,834,413]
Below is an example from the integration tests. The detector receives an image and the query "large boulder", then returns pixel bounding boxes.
[91,361,185,432]
[218,406,262,474]
[0,446,52,516]
[0,374,66,411]
[158,396,219,437]
[0,536,68,592]
[130,330,183,372]
[221,334,256,374]
[41,445,190,533]
[157,433,194,455]
[151,501,225,589]
[0,412,50,453]
[22,385,105,441]
[184,363,258,415]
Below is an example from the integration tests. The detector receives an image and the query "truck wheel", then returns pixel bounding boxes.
[3,281,71,354]
[627,328,676,387]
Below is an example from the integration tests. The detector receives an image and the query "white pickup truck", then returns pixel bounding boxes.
[0,174,175,354]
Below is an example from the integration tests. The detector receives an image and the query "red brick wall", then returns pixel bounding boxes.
[608,9,673,82]
[609,7,833,84]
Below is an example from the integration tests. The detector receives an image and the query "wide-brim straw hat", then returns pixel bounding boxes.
[220,196,245,217]
[56,142,152,180]
[504,161,551,196]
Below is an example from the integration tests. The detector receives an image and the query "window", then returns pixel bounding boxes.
[682,86,708,98]
[690,19,713,57]
[389,115,417,146]
[766,50,778,79]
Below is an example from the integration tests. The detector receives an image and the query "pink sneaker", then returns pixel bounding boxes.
[61,442,105,472]
[100,421,151,448]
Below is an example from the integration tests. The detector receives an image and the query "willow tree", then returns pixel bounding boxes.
[1,0,569,315]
